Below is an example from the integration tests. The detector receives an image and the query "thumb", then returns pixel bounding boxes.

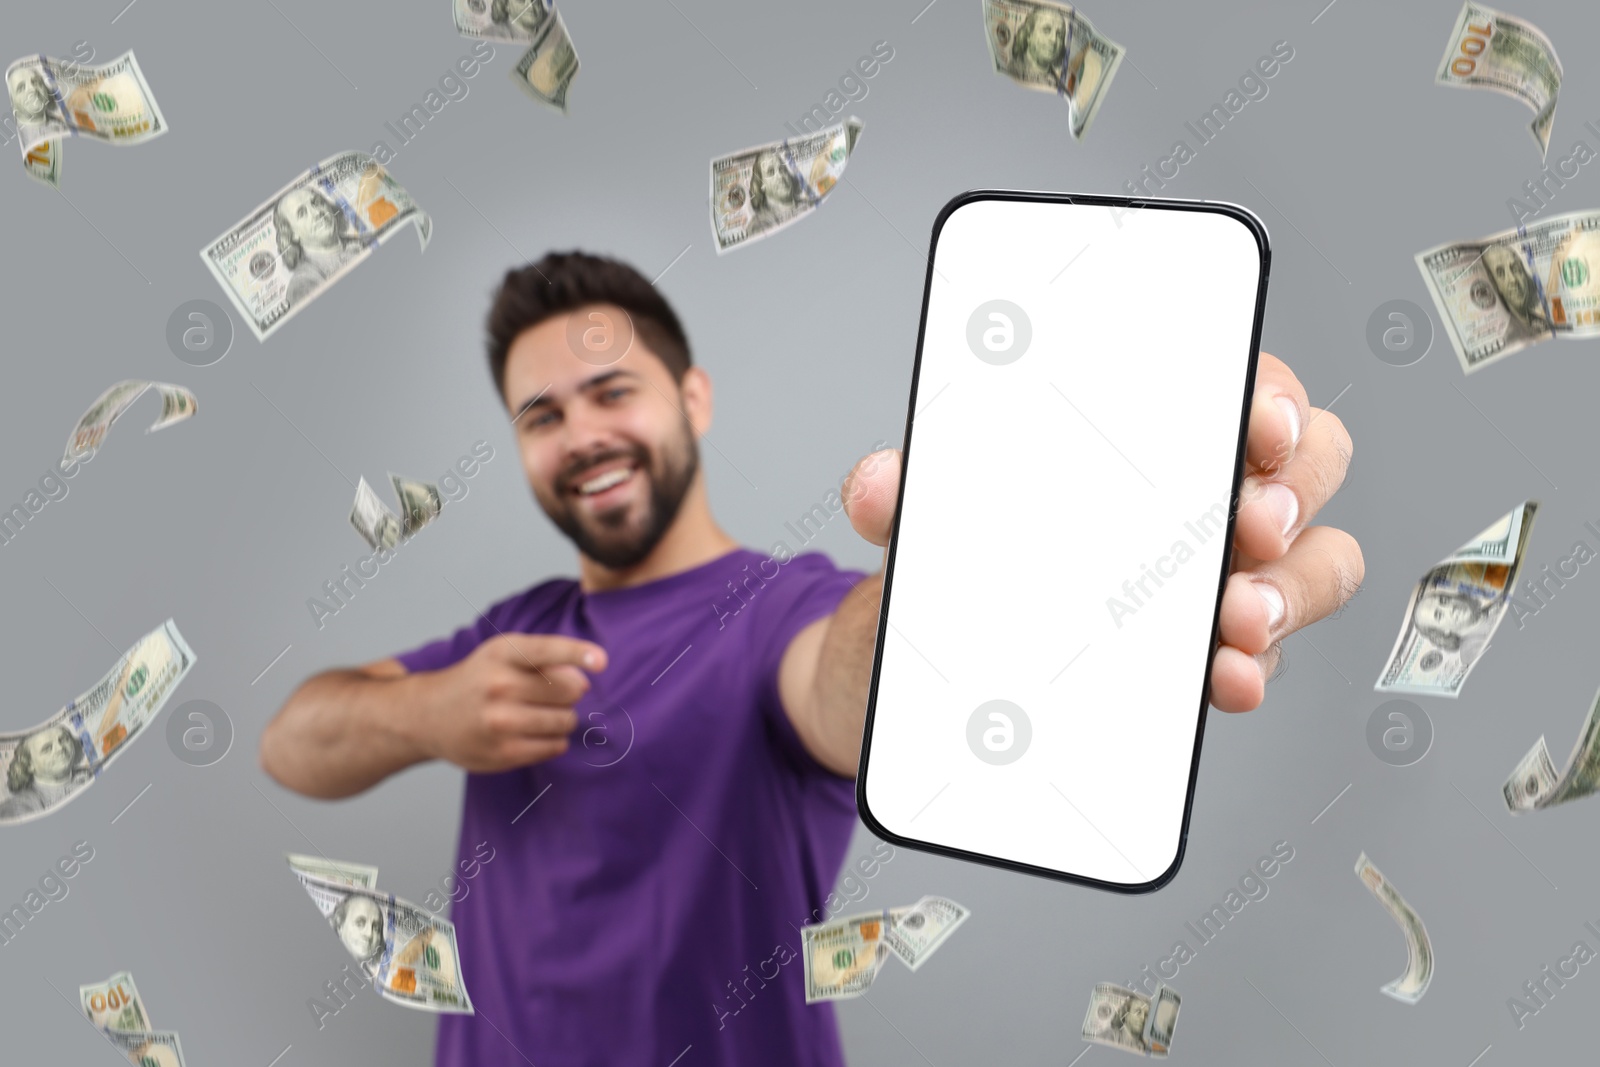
[842,448,901,548]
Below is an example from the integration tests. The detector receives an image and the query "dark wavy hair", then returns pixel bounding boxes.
[486,250,692,399]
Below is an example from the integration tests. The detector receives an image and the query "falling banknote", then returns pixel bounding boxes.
[711,117,863,253]
[0,620,196,826]
[1375,501,1536,697]
[981,0,1125,141]
[1415,210,1600,374]
[64,380,196,463]
[80,971,151,1033]
[4,50,167,187]
[201,151,432,342]
[1434,0,1561,159]
[1354,852,1433,1004]
[452,0,579,111]
[288,852,380,888]
[802,896,970,1002]
[1081,982,1181,1057]
[289,858,474,1014]
[1504,680,1600,812]
[349,474,443,551]
[80,970,186,1066]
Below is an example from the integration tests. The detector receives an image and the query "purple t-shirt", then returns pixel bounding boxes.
[395,547,868,1067]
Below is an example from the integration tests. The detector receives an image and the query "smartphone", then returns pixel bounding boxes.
[857,190,1270,892]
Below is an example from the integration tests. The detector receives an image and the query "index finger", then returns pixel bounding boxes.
[490,633,608,673]
[1244,351,1308,477]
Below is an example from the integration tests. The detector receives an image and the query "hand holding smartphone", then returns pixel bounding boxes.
[857,191,1270,891]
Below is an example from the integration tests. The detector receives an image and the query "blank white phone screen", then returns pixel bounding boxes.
[862,196,1266,888]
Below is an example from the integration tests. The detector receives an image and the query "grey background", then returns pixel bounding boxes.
[0,0,1590,1064]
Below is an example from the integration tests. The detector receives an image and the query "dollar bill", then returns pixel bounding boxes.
[511,8,579,112]
[1415,210,1600,374]
[1354,852,1432,1004]
[1375,500,1537,697]
[349,476,404,552]
[884,895,969,971]
[453,0,553,42]
[711,117,863,253]
[390,473,444,538]
[1081,981,1180,1057]
[80,971,151,1032]
[1434,1,1561,159]
[1504,681,1600,812]
[0,619,196,825]
[981,0,1124,141]
[293,868,475,1014]
[106,1030,185,1067]
[65,380,197,463]
[801,909,890,1003]
[201,151,432,342]
[287,852,380,888]
[5,50,167,188]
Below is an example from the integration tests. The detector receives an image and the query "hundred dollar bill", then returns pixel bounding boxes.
[453,0,553,41]
[349,476,404,552]
[982,0,1124,141]
[884,895,969,971]
[294,869,474,1014]
[711,117,863,253]
[65,380,197,463]
[106,1030,185,1067]
[801,909,890,1003]
[1354,852,1433,1004]
[1415,210,1600,374]
[1435,1,1561,159]
[1081,981,1180,1057]
[80,971,150,1032]
[1375,500,1536,697]
[0,619,196,826]
[5,50,167,188]
[288,852,380,888]
[201,151,432,342]
[511,8,579,112]
[1504,681,1600,812]
[390,473,444,538]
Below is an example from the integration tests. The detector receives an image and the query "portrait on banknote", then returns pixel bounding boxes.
[0,723,91,821]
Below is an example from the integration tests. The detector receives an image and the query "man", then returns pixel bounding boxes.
[331,893,386,967]
[1409,586,1491,667]
[0,723,89,821]
[1482,243,1551,338]
[261,250,1361,1065]
[1007,6,1068,84]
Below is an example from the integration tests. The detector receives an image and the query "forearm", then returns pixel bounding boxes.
[259,669,436,799]
[806,570,885,776]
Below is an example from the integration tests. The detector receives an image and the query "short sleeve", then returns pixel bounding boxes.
[394,588,533,674]
[753,552,871,778]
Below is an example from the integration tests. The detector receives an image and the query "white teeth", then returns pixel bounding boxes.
[578,468,632,495]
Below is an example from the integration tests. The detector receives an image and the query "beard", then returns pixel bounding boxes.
[537,421,700,570]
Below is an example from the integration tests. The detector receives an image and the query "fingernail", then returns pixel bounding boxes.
[1253,580,1284,632]
[583,651,598,667]
[1263,482,1298,537]
[1276,396,1301,449]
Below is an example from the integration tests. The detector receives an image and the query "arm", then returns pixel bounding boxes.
[258,658,437,800]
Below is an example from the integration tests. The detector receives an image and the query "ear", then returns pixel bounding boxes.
[680,366,714,437]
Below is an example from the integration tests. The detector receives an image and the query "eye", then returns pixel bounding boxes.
[600,386,630,402]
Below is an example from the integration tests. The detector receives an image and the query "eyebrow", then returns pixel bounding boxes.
[511,370,640,423]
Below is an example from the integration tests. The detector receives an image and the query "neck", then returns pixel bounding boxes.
[576,478,739,593]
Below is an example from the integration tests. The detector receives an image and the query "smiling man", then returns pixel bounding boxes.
[260,250,1361,1066]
